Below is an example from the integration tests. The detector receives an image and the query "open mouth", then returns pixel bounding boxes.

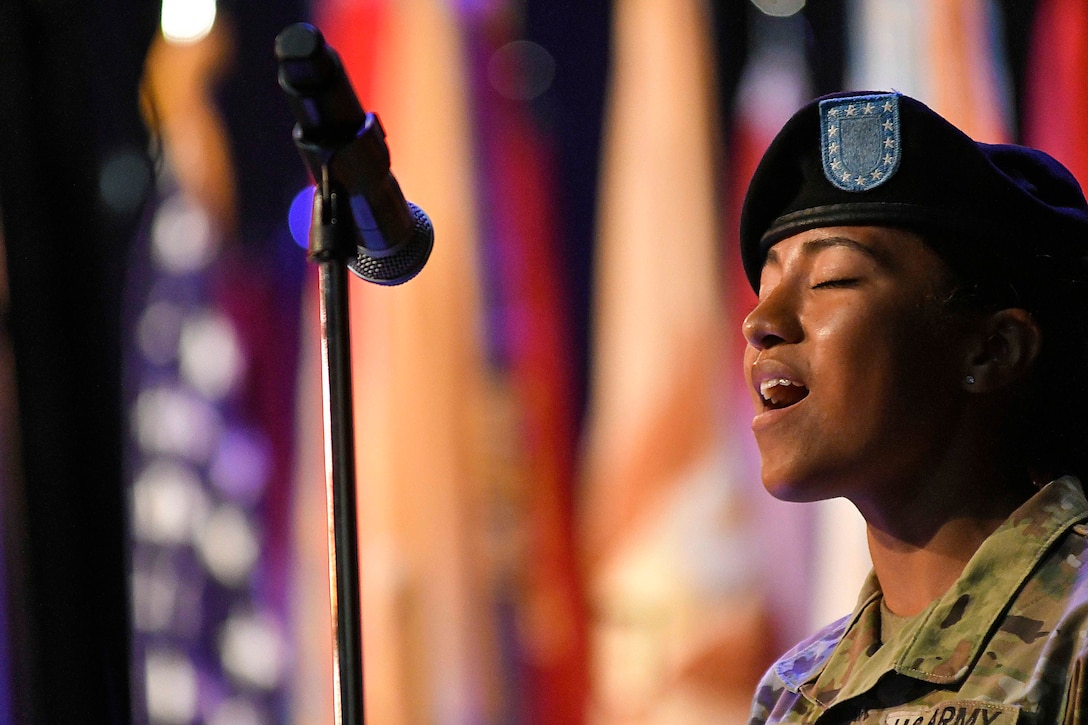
[758,378,809,410]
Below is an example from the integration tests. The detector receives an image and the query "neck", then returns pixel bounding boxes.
[865,515,1000,617]
[857,467,1035,617]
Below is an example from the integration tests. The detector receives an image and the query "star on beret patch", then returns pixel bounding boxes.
[820,92,901,192]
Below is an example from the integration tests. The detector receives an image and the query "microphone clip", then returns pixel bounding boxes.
[293,111,412,259]
[276,22,433,285]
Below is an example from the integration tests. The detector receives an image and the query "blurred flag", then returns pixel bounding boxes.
[1023,0,1088,186]
[347,1,497,713]
[848,0,1013,140]
[465,6,590,723]
[127,25,298,725]
[725,11,826,645]
[924,0,1013,140]
[580,1,769,721]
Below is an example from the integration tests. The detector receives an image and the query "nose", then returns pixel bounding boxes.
[742,284,801,351]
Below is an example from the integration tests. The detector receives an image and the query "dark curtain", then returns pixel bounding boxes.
[0,1,156,722]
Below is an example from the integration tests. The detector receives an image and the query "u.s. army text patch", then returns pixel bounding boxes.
[883,701,1019,725]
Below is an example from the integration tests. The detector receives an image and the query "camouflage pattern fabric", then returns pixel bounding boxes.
[749,477,1088,724]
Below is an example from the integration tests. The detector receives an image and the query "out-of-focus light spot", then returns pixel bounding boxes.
[487,40,556,101]
[133,386,224,462]
[99,146,152,215]
[209,698,267,725]
[132,461,208,544]
[161,0,217,44]
[145,649,198,724]
[179,312,244,400]
[218,611,287,690]
[209,429,271,505]
[130,550,206,636]
[138,300,185,366]
[288,186,314,250]
[750,0,805,16]
[151,193,217,274]
[197,505,260,586]
[131,558,180,632]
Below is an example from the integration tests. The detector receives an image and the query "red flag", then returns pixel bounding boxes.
[1023,0,1088,187]
[469,10,590,722]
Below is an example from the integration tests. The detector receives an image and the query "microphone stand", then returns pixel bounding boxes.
[277,23,433,723]
[306,162,365,725]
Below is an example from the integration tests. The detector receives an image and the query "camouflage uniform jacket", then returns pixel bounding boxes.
[749,476,1088,724]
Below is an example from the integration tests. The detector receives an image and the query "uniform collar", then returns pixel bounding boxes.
[774,477,1088,707]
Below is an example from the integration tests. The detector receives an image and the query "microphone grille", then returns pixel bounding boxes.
[348,203,434,285]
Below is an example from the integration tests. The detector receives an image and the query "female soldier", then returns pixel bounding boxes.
[741,91,1088,724]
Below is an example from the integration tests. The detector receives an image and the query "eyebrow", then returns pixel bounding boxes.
[765,235,890,267]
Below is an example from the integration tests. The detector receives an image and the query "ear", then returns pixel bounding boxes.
[963,308,1042,392]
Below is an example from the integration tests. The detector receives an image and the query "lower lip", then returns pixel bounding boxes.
[751,398,806,432]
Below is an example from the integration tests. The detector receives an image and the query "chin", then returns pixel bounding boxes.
[759,464,841,503]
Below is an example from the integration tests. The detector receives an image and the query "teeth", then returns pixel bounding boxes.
[759,378,804,400]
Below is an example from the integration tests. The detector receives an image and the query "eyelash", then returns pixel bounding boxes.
[811,278,860,290]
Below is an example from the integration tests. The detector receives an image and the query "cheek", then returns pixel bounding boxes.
[809,306,884,380]
[808,307,924,420]
[814,304,958,434]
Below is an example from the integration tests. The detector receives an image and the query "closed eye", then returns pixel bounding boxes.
[811,278,861,290]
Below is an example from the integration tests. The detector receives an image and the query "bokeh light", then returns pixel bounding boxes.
[750,0,805,17]
[288,186,315,250]
[160,0,217,44]
[487,40,557,101]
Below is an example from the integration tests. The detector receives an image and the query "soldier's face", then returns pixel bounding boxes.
[742,226,966,506]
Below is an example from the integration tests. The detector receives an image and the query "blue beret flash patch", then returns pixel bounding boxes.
[820,93,901,192]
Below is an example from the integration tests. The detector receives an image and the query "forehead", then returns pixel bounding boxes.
[762,226,938,269]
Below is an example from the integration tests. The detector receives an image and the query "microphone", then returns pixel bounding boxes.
[275,22,434,285]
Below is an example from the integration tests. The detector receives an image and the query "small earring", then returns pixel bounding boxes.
[965,375,976,385]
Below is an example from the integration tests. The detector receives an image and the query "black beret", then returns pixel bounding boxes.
[739,91,1088,292]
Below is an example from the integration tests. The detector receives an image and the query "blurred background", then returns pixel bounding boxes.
[0,0,1085,722]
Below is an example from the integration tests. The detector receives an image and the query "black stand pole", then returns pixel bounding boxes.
[276,24,434,723]
[310,171,365,725]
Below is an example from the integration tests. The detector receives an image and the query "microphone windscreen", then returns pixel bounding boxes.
[347,202,434,285]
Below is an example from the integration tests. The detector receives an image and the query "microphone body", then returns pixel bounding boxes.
[275,22,433,285]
